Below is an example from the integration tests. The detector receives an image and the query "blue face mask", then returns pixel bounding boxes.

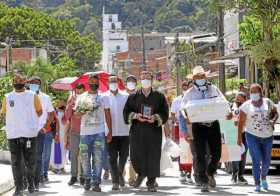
[29,84,40,92]
[195,79,206,86]
[250,93,261,101]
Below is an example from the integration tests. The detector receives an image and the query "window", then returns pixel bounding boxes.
[116,45,120,52]
[111,23,116,30]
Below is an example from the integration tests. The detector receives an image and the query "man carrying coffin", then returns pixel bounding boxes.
[123,71,169,192]
[181,66,229,192]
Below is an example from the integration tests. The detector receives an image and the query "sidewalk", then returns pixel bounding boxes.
[0,163,14,195]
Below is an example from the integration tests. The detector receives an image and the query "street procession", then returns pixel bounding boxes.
[0,1,280,196]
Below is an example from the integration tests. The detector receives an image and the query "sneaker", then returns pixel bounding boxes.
[43,176,49,182]
[255,185,261,192]
[119,176,125,187]
[208,175,216,188]
[155,181,159,187]
[84,179,91,191]
[261,180,268,190]
[179,171,187,184]
[128,180,135,187]
[186,173,194,184]
[39,176,44,184]
[92,184,101,192]
[13,187,23,196]
[112,183,120,191]
[196,182,202,187]
[79,177,85,186]
[34,183,39,192]
[201,184,209,193]
[28,184,35,194]
[147,184,157,192]
[68,177,78,186]
[103,170,110,180]
[134,175,145,188]
[22,179,28,190]
[238,176,248,185]
[231,174,238,184]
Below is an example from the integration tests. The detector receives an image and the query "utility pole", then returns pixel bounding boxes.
[141,19,146,70]
[218,3,225,94]
[175,32,181,96]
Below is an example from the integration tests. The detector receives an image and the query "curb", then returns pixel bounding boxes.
[0,150,11,164]
[0,151,14,194]
[0,174,14,195]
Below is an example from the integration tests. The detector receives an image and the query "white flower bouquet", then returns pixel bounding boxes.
[75,95,94,113]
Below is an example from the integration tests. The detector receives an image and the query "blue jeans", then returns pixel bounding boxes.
[42,132,53,177]
[246,132,273,185]
[80,132,105,185]
[35,131,44,185]
[179,112,188,135]
[102,142,110,170]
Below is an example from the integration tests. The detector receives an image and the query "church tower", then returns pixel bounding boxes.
[101,7,128,72]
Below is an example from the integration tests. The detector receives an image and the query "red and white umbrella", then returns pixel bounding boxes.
[50,77,78,90]
[71,71,125,93]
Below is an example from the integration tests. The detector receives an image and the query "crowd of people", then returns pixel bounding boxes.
[1,65,279,196]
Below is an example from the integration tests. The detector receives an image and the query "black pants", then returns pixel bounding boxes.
[108,136,129,184]
[34,131,44,185]
[232,132,248,177]
[8,137,37,190]
[192,121,221,184]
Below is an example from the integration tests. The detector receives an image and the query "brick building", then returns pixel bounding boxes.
[0,48,47,76]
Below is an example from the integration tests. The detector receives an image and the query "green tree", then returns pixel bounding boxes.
[0,3,101,67]
[224,0,280,99]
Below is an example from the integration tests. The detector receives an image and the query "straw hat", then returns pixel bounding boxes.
[190,66,210,78]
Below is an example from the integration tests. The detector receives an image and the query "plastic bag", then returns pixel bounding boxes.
[160,149,173,171]
[163,138,181,158]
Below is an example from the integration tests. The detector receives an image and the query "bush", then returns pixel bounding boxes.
[0,130,8,150]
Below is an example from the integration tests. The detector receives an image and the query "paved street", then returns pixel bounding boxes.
[2,164,280,196]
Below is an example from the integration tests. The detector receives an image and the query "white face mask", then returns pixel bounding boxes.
[127,82,136,91]
[109,83,118,92]
[250,93,261,101]
[141,79,152,89]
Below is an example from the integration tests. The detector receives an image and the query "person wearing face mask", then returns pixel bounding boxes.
[238,84,278,192]
[74,74,112,192]
[181,66,228,192]
[28,76,56,191]
[1,73,42,195]
[105,75,130,190]
[124,75,138,186]
[64,83,86,186]
[229,92,248,184]
[126,75,137,94]
[123,71,169,192]
[171,80,193,184]
[50,100,68,174]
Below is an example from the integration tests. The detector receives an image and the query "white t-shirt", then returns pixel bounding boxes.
[240,98,274,138]
[76,92,109,136]
[38,92,55,130]
[5,91,40,139]
[171,95,183,120]
[105,91,129,136]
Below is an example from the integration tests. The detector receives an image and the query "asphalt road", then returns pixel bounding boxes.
[3,164,280,196]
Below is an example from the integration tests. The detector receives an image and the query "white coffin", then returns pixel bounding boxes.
[184,98,230,123]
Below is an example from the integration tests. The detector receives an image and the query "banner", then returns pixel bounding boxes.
[219,120,242,162]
